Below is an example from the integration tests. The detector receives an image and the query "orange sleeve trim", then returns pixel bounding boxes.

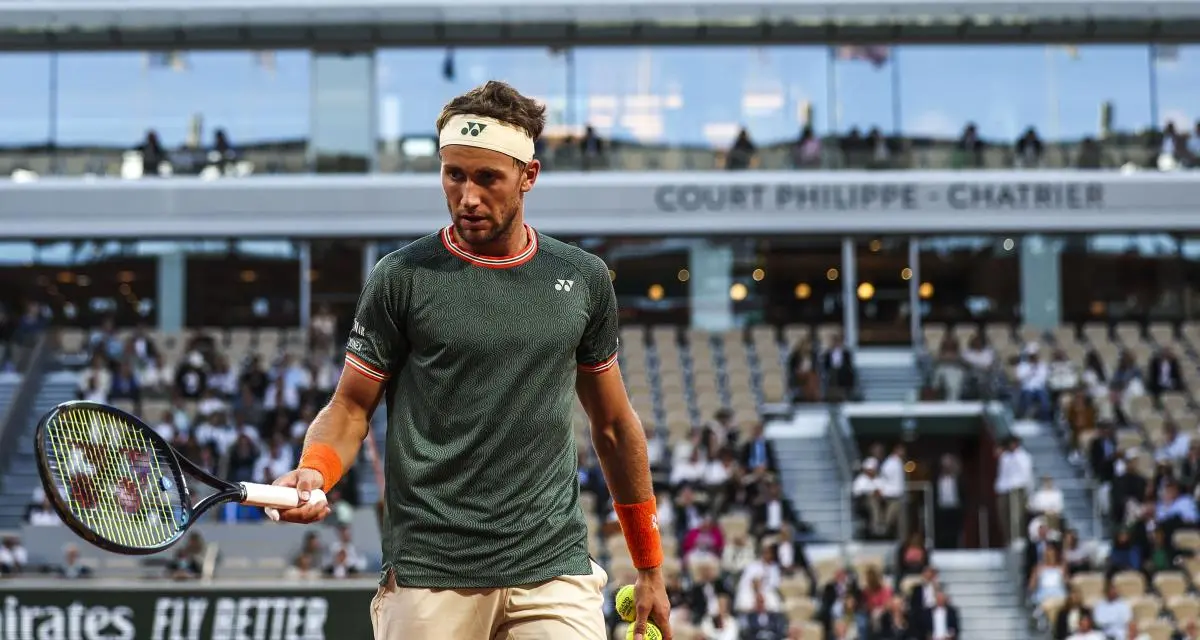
[613,498,664,570]
[345,352,390,382]
[578,352,618,374]
[299,442,344,494]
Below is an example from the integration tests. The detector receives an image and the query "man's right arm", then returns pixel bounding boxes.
[300,366,387,487]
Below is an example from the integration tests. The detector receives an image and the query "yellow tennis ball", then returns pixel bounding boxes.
[625,621,663,640]
[615,584,637,622]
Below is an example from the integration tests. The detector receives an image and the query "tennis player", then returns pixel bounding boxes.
[271,80,672,640]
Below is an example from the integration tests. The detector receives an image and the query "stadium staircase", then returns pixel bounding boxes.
[767,407,849,543]
[1013,419,1101,540]
[0,371,78,530]
[854,347,921,402]
[935,549,1028,640]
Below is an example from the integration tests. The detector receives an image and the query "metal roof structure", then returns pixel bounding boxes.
[1,0,1199,50]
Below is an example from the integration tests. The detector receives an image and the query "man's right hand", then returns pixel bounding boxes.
[270,468,331,524]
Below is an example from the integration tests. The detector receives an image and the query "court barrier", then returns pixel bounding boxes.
[0,579,377,640]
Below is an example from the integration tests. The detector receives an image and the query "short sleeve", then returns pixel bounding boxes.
[576,257,620,374]
[345,254,409,383]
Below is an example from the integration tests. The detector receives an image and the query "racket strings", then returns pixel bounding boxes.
[43,408,183,549]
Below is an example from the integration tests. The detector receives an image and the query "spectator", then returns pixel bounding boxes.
[933,454,965,549]
[722,534,755,576]
[56,544,93,580]
[1055,588,1092,640]
[996,435,1035,544]
[1061,529,1094,575]
[1180,442,1200,491]
[109,360,141,415]
[822,334,857,402]
[1027,543,1068,609]
[860,566,893,626]
[175,351,209,400]
[324,549,360,579]
[931,335,966,401]
[876,444,907,539]
[852,459,889,539]
[1147,347,1184,401]
[820,568,862,637]
[1090,582,1132,640]
[876,595,911,640]
[741,592,788,639]
[1155,481,1197,541]
[1048,348,1080,417]
[1016,348,1052,421]
[788,338,821,403]
[925,589,959,640]
[283,554,321,582]
[907,566,939,639]
[894,531,930,589]
[1107,528,1142,578]
[672,447,707,488]
[1175,619,1200,640]
[1064,388,1097,460]
[686,556,731,623]
[1015,127,1045,168]
[682,511,726,567]
[752,481,800,540]
[726,128,756,170]
[961,332,996,383]
[736,545,782,613]
[0,536,27,575]
[1156,422,1191,464]
[1110,351,1145,424]
[790,126,822,169]
[1144,527,1177,575]
[1068,613,1107,640]
[1028,476,1066,527]
[956,123,984,168]
[253,433,295,485]
[700,593,739,640]
[329,524,368,575]
[77,355,112,404]
[26,489,60,526]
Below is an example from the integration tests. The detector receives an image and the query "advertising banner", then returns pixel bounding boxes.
[0,585,375,640]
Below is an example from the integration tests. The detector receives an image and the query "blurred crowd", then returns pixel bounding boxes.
[786,333,860,404]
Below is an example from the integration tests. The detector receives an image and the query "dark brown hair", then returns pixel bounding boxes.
[436,80,546,141]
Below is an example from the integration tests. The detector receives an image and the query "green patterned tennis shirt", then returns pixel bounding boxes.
[345,224,620,589]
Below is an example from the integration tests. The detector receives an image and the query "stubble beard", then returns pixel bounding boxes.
[448,193,523,249]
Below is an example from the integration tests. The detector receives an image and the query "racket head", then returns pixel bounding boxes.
[34,400,200,555]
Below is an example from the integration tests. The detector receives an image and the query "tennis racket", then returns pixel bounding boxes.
[34,400,325,556]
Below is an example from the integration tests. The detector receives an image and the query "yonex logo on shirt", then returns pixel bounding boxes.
[554,279,574,291]
[461,122,488,136]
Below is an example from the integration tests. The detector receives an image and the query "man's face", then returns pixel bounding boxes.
[440,145,539,247]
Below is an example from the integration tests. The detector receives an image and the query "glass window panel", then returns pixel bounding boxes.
[312,52,374,172]
[1061,234,1182,321]
[897,45,1152,168]
[376,48,569,138]
[570,46,828,152]
[831,47,896,133]
[1154,45,1200,136]
[918,236,1021,324]
[55,51,310,147]
[0,54,52,146]
[755,237,844,326]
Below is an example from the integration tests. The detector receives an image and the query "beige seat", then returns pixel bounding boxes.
[1131,595,1162,623]
[1113,570,1147,599]
[1071,572,1105,602]
[1152,571,1188,600]
[1169,594,1200,624]
[1138,619,1174,640]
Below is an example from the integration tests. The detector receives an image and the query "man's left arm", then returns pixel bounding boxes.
[575,257,672,640]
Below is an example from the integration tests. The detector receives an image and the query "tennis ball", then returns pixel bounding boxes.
[615,584,637,622]
[625,621,663,640]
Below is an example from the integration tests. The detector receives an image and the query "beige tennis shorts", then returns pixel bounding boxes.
[370,561,609,640]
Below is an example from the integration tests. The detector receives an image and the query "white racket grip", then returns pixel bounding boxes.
[240,482,327,521]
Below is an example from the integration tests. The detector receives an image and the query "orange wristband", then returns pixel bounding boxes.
[613,498,664,570]
[298,443,343,494]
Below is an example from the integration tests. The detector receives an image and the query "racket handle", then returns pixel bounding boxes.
[239,482,327,510]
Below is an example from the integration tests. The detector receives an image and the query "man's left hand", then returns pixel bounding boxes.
[632,566,672,640]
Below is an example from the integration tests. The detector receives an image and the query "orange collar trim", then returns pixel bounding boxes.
[441,224,538,269]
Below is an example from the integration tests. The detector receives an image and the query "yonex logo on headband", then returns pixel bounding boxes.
[461,122,488,136]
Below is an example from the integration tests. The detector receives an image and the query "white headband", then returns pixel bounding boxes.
[438,114,535,164]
